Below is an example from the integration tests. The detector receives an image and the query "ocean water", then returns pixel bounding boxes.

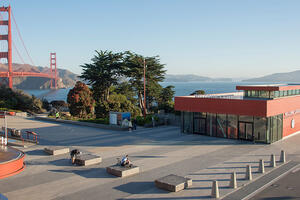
[24,81,275,102]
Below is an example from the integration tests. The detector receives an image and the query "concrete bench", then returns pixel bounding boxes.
[106,165,139,177]
[155,174,192,192]
[44,146,70,155]
[75,154,102,166]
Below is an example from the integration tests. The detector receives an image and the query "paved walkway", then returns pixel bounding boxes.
[1,116,300,200]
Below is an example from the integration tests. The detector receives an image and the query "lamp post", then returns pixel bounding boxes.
[143,58,147,118]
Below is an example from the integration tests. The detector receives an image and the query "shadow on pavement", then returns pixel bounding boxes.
[114,182,161,195]
[49,167,113,179]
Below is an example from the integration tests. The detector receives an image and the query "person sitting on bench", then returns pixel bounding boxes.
[70,149,81,164]
[121,155,131,167]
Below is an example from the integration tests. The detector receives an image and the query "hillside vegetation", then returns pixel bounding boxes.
[0,85,45,113]
[0,63,80,89]
[243,70,300,82]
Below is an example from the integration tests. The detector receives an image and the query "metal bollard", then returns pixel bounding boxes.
[259,159,265,174]
[280,150,286,163]
[229,172,237,189]
[211,180,220,198]
[245,165,252,180]
[270,154,276,167]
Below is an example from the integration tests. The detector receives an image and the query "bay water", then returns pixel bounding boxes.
[24,81,275,102]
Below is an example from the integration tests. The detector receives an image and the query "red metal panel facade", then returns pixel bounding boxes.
[283,114,300,137]
[266,96,300,116]
[175,97,267,117]
[175,94,300,138]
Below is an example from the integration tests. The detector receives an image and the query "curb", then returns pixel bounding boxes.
[222,161,299,200]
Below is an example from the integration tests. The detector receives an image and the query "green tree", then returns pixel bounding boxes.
[95,93,141,118]
[113,81,136,104]
[80,50,124,101]
[158,85,175,113]
[123,51,166,114]
[190,90,205,95]
[67,81,95,118]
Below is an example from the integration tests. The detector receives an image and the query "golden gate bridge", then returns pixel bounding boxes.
[0,5,57,89]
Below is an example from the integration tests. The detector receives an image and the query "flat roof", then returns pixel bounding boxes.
[183,92,272,100]
[236,84,300,91]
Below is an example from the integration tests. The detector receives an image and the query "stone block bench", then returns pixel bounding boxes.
[75,154,102,166]
[155,174,192,192]
[44,146,70,155]
[106,165,139,177]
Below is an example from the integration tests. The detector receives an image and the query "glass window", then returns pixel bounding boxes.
[254,117,267,142]
[260,91,269,98]
[283,90,288,96]
[274,91,279,98]
[255,91,259,97]
[239,115,254,122]
[272,116,278,142]
[277,114,283,141]
[280,91,284,97]
[206,113,215,136]
[288,90,292,96]
[183,112,193,133]
[228,114,238,139]
[216,114,227,138]
[194,112,206,134]
[194,112,206,118]
[268,115,281,143]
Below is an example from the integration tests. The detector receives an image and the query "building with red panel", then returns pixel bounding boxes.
[174,84,300,143]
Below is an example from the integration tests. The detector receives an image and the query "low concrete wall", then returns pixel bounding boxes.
[34,116,129,131]
[15,112,27,118]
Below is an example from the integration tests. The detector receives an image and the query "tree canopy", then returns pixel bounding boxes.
[67,81,95,118]
[80,50,124,101]
[79,50,173,118]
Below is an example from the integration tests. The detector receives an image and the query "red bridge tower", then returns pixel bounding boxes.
[0,5,57,89]
[50,52,57,89]
[0,6,12,88]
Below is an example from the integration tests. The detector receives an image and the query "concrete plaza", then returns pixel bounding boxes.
[1,116,300,200]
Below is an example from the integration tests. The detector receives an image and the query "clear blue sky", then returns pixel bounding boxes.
[2,0,300,78]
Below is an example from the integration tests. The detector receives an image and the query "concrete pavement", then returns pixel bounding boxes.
[1,116,300,199]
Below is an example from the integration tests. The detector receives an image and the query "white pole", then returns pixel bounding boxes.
[4,111,7,145]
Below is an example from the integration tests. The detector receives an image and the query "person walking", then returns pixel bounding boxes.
[152,116,155,127]
[133,118,137,130]
[128,120,133,132]
[55,112,60,120]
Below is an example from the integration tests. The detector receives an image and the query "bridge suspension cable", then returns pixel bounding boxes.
[12,41,25,64]
[11,10,35,66]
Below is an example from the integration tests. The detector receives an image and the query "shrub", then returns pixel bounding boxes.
[67,81,95,118]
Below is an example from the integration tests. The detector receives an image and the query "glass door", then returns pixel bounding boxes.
[238,122,253,141]
[194,118,206,135]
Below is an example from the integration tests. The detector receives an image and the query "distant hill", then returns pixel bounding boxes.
[0,63,80,89]
[243,70,300,82]
[165,74,232,82]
